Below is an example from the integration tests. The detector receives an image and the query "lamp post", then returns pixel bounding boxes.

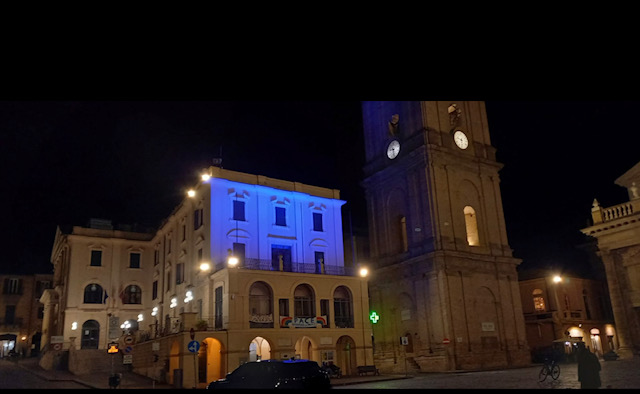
[359,266,369,366]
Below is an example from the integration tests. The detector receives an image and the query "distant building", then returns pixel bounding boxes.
[518,270,616,361]
[581,160,640,359]
[1,273,52,357]
[42,167,371,387]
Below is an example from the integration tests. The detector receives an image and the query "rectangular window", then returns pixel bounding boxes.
[279,298,290,317]
[233,242,246,267]
[130,253,141,269]
[215,286,223,329]
[3,278,22,295]
[90,250,102,266]
[5,305,16,324]
[154,249,159,266]
[315,251,325,274]
[233,200,246,221]
[176,263,185,284]
[37,306,44,319]
[313,212,323,231]
[166,271,171,292]
[152,280,158,300]
[320,299,330,328]
[197,248,203,262]
[334,298,353,328]
[194,208,204,230]
[182,224,186,241]
[275,206,286,226]
[35,280,52,298]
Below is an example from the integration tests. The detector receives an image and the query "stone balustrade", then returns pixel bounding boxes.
[591,199,640,224]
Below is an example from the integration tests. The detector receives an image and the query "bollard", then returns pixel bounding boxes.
[109,373,121,389]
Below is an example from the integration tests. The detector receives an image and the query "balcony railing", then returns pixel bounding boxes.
[214,258,357,276]
[592,199,640,224]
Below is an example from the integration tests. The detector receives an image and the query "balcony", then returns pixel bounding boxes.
[591,199,640,224]
[214,258,357,276]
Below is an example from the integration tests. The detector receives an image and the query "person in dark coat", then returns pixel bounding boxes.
[578,346,601,389]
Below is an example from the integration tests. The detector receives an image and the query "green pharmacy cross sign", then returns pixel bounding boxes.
[369,311,380,324]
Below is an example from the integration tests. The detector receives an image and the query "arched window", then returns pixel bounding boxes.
[532,289,546,312]
[400,216,408,252]
[84,283,104,304]
[583,290,592,320]
[249,281,273,328]
[463,206,480,246]
[294,284,315,318]
[122,285,142,304]
[333,286,353,328]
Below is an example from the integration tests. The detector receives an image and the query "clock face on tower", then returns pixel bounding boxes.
[453,130,469,149]
[387,139,400,159]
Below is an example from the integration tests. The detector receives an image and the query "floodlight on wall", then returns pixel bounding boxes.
[184,289,194,303]
[228,256,239,268]
[187,189,196,198]
[137,314,144,322]
[151,306,158,317]
[359,266,369,278]
[71,322,78,330]
[201,173,211,182]
[553,275,563,283]
[199,262,211,271]
[121,320,132,330]
[170,297,178,308]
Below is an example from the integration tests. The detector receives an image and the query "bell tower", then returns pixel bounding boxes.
[361,101,530,372]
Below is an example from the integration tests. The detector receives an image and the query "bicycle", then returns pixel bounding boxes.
[538,358,560,382]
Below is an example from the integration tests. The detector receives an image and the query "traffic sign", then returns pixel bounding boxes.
[124,335,134,345]
[124,346,133,354]
[443,338,451,344]
[188,340,200,353]
[108,342,119,354]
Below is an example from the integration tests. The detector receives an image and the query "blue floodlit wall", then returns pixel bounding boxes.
[206,177,346,270]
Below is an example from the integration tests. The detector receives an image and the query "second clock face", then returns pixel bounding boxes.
[387,140,400,159]
[453,131,469,149]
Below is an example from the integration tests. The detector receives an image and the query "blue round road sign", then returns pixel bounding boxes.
[188,340,200,353]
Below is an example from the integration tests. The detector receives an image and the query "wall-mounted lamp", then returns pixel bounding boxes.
[228,256,239,268]
[71,322,78,330]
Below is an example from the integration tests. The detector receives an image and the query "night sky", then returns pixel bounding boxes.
[1,101,638,277]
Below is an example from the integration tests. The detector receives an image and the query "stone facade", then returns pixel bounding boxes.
[581,160,640,359]
[42,167,372,387]
[361,101,530,372]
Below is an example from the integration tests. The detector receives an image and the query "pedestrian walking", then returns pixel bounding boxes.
[578,346,601,389]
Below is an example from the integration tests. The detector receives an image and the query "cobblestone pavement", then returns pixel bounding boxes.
[334,356,640,390]
[10,355,640,389]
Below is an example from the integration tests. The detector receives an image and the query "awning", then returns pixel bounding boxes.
[0,334,17,341]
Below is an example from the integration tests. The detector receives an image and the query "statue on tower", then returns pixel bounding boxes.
[388,114,399,137]
[448,103,461,128]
